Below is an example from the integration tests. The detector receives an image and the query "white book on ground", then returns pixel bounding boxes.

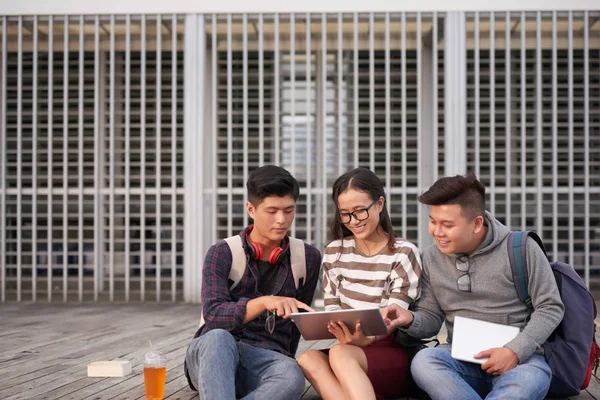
[451,316,520,364]
[87,360,132,377]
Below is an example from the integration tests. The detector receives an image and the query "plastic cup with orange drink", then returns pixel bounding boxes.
[143,341,167,400]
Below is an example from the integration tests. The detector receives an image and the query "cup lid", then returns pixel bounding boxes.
[144,349,167,364]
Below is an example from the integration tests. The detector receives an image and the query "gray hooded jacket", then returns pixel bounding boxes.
[404,211,564,363]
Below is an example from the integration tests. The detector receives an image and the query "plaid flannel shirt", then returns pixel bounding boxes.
[194,227,321,357]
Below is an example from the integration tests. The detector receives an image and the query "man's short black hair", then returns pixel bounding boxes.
[417,173,486,220]
[247,165,300,206]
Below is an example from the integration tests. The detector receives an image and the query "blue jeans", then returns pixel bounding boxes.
[185,329,306,400]
[410,344,551,400]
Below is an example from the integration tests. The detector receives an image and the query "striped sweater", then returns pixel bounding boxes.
[322,237,422,311]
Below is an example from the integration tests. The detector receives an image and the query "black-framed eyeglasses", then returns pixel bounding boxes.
[336,199,378,224]
[455,255,471,292]
[265,310,277,334]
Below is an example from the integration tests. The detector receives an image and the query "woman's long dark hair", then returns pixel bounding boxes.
[330,167,397,251]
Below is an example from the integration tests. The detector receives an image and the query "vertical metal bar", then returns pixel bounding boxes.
[62,15,69,302]
[141,15,147,300]
[17,16,23,302]
[418,16,433,250]
[489,12,496,215]
[552,11,557,260]
[353,13,358,168]
[171,14,177,301]
[289,13,296,237]
[93,16,98,302]
[401,12,407,238]
[259,14,264,167]
[156,14,162,302]
[443,12,467,176]
[567,11,574,267]
[125,14,131,302]
[184,14,206,302]
[78,15,84,302]
[520,12,526,230]
[505,12,511,230]
[584,11,590,287]
[337,12,343,178]
[183,14,198,302]
[226,14,232,237]
[583,11,590,289]
[274,14,280,166]
[195,14,207,301]
[306,14,312,243]
[432,12,438,181]
[32,16,39,302]
[321,13,327,243]
[416,12,422,242]
[369,12,375,171]
[535,12,543,236]
[109,15,115,302]
[474,12,480,177]
[242,14,248,228]
[211,15,217,244]
[290,13,296,180]
[384,12,391,213]
[352,13,358,168]
[0,17,5,303]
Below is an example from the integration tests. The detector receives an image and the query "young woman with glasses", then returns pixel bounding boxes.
[297,167,422,400]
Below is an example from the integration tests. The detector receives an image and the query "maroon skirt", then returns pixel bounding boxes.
[321,335,410,399]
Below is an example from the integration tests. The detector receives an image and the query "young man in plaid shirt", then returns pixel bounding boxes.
[185,165,322,400]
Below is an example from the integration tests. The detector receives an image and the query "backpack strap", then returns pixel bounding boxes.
[199,235,246,327]
[200,235,306,327]
[225,235,306,290]
[507,231,548,315]
[224,235,247,290]
[289,237,306,290]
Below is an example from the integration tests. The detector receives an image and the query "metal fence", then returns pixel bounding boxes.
[1,10,598,302]
[0,15,185,302]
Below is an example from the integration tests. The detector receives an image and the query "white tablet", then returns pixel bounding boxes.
[451,316,520,364]
[291,308,389,341]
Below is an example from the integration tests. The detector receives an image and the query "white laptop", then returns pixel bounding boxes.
[451,316,520,364]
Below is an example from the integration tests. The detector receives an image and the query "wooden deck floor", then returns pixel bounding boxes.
[0,303,598,400]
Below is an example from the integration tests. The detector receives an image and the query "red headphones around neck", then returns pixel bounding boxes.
[245,225,289,265]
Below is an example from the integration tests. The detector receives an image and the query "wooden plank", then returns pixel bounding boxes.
[5,303,598,400]
[0,313,145,364]
[0,306,119,359]
[577,388,600,399]
[0,305,197,374]
[36,335,191,399]
[79,341,189,399]
[164,386,199,400]
[0,305,199,400]
[0,321,192,391]
[2,333,190,399]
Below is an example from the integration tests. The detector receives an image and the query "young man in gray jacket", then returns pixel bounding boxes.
[383,174,564,400]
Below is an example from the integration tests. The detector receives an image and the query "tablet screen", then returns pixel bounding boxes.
[291,308,388,341]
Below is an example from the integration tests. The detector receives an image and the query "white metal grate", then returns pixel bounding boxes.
[0,15,185,302]
[1,10,599,302]
[465,11,600,284]
[208,13,440,252]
